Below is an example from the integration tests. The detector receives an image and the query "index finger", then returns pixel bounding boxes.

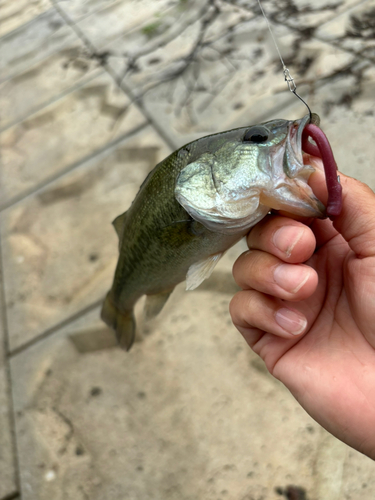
[246,156,332,263]
[247,215,316,264]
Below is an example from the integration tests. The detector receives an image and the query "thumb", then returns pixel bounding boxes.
[333,174,375,258]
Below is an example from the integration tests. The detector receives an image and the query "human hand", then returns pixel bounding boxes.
[230,158,375,459]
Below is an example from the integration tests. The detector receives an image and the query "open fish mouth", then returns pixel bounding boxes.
[262,115,326,219]
[276,113,342,218]
[285,114,312,179]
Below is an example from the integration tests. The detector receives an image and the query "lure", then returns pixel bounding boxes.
[302,124,342,217]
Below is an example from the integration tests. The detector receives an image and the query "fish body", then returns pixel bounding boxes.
[101,114,325,350]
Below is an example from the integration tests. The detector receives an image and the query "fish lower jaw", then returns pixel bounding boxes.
[259,190,325,219]
[185,204,270,235]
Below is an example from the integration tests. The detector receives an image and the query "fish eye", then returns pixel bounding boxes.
[243,126,269,143]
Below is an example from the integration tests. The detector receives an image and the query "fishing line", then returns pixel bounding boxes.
[256,0,312,122]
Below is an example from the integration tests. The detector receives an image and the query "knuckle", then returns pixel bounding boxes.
[229,291,243,318]
[233,251,254,287]
[229,290,257,324]
[243,289,258,312]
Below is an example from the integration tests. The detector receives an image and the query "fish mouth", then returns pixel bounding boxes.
[262,114,326,219]
[287,114,311,171]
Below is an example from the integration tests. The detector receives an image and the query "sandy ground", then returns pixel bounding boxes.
[1,0,375,499]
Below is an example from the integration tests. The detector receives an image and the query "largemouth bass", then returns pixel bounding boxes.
[101,114,330,350]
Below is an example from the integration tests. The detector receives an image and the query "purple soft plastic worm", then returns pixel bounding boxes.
[302,124,342,217]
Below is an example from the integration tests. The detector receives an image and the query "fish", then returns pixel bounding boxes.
[101,113,337,350]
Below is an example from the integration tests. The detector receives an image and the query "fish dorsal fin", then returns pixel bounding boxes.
[186,252,223,291]
[112,211,128,245]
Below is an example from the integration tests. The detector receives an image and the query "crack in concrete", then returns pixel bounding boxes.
[52,406,75,455]
[51,0,178,151]
[0,233,21,498]
[8,297,104,358]
[0,493,20,500]
[0,122,148,212]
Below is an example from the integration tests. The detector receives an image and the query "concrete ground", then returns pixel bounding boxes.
[1,0,375,499]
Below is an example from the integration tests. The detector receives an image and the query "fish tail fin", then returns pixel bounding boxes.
[100,292,135,351]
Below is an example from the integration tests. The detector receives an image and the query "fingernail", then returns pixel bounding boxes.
[273,264,311,294]
[273,226,305,257]
[275,308,307,335]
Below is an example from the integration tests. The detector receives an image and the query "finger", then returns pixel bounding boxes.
[229,289,308,339]
[310,217,343,250]
[247,216,316,263]
[233,326,265,350]
[233,250,318,301]
[332,174,375,258]
[307,171,375,255]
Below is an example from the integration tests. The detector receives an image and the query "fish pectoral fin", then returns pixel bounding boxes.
[186,252,223,291]
[101,292,135,351]
[112,211,128,246]
[144,289,174,320]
